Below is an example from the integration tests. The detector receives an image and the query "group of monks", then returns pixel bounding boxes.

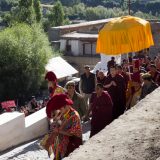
[41,54,160,160]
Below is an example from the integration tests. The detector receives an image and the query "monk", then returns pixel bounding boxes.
[85,83,113,137]
[97,71,107,86]
[116,65,129,90]
[126,73,142,109]
[104,66,126,119]
[126,59,141,109]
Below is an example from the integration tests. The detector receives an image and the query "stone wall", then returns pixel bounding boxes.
[62,55,100,74]
[64,87,160,160]
[0,108,48,151]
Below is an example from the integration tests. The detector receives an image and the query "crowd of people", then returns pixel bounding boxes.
[0,96,48,116]
[40,53,160,160]
[1,52,160,160]
[19,96,49,116]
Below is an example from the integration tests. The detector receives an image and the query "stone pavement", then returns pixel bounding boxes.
[0,140,48,160]
[0,121,90,160]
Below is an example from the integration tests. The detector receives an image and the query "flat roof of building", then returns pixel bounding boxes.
[61,32,98,41]
[50,18,160,31]
[40,4,53,8]
[51,18,113,30]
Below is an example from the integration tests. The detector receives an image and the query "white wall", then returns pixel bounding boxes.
[60,39,66,52]
[93,54,122,73]
[92,43,96,55]
[84,43,91,55]
[0,112,25,151]
[71,40,79,56]
[0,108,48,151]
[24,108,48,142]
[79,41,83,56]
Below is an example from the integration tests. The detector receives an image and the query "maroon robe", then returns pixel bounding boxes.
[97,76,107,86]
[90,91,113,137]
[104,74,126,119]
[120,72,129,90]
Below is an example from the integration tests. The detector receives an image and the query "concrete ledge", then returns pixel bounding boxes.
[64,88,160,160]
[0,108,48,151]
[0,112,25,151]
[24,108,48,142]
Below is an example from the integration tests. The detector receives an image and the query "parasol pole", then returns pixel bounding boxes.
[127,53,131,81]
[128,0,131,15]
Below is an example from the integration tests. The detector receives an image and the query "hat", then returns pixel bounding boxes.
[46,94,73,118]
[45,71,57,82]
[84,65,90,69]
[65,81,75,88]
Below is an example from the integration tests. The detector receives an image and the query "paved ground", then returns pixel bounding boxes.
[0,121,91,160]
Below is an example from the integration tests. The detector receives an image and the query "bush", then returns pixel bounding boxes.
[0,23,52,102]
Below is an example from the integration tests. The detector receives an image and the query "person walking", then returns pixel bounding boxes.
[65,81,87,119]
[45,71,65,98]
[104,66,126,119]
[140,73,158,100]
[79,65,96,109]
[41,94,82,160]
[85,83,113,137]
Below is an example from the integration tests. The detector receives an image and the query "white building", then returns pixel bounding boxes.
[60,32,98,57]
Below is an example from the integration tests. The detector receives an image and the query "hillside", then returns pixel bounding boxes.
[0,0,160,31]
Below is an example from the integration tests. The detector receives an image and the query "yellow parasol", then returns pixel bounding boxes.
[96,16,154,55]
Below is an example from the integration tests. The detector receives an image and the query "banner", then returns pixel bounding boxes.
[1,100,16,109]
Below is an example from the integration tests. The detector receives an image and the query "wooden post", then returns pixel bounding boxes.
[128,0,131,15]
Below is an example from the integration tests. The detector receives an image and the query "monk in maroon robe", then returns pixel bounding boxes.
[97,71,107,86]
[104,66,126,120]
[85,83,113,137]
[116,65,129,90]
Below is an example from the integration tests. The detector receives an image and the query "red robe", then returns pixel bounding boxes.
[105,74,126,119]
[97,76,107,86]
[120,72,129,90]
[90,91,113,137]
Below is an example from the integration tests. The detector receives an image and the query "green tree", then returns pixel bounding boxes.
[17,0,35,24]
[33,0,42,23]
[0,23,52,102]
[46,0,65,28]
[60,0,80,6]
[49,0,64,26]
[73,3,86,19]
[85,7,99,21]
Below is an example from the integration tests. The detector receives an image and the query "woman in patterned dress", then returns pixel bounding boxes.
[45,71,65,97]
[45,71,65,130]
[42,94,82,160]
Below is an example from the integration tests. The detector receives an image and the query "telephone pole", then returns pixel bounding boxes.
[128,0,131,15]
